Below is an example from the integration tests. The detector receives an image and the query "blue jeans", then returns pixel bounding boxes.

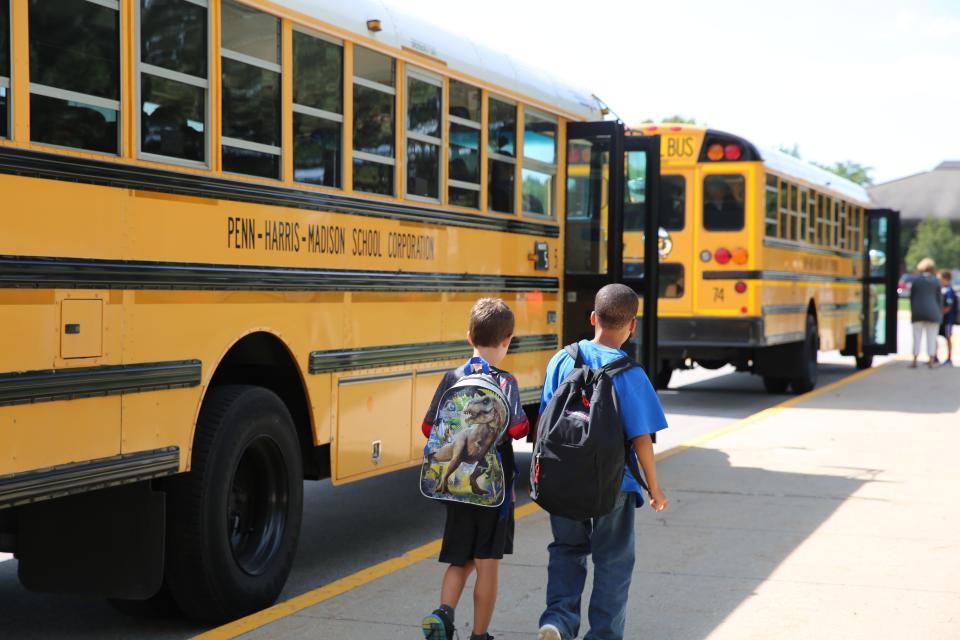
[539,492,636,640]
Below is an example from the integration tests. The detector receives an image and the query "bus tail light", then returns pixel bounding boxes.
[735,281,747,294]
[732,248,748,264]
[715,247,731,264]
[724,144,742,161]
[706,144,724,161]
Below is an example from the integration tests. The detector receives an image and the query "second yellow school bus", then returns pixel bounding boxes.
[626,124,896,392]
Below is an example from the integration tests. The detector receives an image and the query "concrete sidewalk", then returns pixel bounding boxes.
[217,361,960,639]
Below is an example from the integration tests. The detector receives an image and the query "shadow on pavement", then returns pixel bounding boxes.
[621,446,867,640]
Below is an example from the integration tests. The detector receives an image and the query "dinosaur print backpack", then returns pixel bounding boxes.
[420,357,511,507]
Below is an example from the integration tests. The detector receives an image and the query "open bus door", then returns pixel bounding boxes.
[861,208,901,362]
[563,121,661,378]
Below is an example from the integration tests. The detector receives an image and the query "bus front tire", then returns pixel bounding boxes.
[164,385,304,623]
[653,361,674,390]
[789,315,819,394]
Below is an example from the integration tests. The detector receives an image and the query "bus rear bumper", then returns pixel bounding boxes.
[658,316,765,350]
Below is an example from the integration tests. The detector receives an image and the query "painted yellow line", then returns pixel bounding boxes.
[194,361,889,640]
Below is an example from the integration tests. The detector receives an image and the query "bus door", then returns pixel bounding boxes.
[862,208,901,356]
[563,121,661,375]
[623,168,693,315]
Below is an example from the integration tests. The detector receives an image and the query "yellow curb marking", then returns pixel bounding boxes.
[193,361,890,639]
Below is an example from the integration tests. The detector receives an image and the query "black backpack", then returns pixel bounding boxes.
[530,343,648,520]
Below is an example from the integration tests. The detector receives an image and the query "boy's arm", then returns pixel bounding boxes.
[421,372,452,438]
[632,435,668,512]
[505,376,530,439]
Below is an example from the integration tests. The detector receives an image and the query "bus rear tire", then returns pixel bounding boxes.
[855,354,874,370]
[164,385,303,623]
[762,377,789,394]
[789,314,819,394]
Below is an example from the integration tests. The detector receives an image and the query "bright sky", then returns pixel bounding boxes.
[386,0,959,184]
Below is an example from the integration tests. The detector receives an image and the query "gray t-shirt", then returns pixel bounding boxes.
[910,274,944,323]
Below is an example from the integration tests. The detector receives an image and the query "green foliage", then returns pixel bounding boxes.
[779,144,801,158]
[905,218,960,271]
[640,115,699,124]
[813,160,875,186]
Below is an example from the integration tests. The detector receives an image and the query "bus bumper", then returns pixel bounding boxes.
[658,316,765,350]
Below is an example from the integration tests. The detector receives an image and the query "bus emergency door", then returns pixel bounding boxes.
[862,208,901,356]
[563,121,661,376]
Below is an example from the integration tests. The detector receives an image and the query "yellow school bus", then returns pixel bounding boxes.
[626,124,899,392]
[0,0,663,622]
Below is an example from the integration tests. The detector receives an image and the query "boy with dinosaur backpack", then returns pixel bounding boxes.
[420,298,530,640]
[536,283,669,640]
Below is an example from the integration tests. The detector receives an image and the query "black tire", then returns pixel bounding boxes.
[762,377,789,394]
[653,361,674,390]
[108,584,180,619]
[164,385,303,623]
[855,354,874,370]
[789,314,819,394]
[696,359,727,370]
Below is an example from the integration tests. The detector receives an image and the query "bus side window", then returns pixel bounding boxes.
[221,1,281,179]
[779,180,790,240]
[352,46,396,195]
[487,97,516,214]
[521,110,557,216]
[1,0,9,138]
[765,174,778,237]
[703,174,744,231]
[292,30,343,188]
[29,0,120,155]
[448,80,482,208]
[139,0,208,165]
[405,68,443,201]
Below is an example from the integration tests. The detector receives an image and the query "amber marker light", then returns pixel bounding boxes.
[367,19,382,31]
[732,247,748,264]
[706,144,724,161]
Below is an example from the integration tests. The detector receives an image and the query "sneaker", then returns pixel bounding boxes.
[945,359,954,367]
[538,624,562,640]
[422,608,455,640]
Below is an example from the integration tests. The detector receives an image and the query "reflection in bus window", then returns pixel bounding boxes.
[1,0,10,138]
[406,70,442,200]
[353,46,395,195]
[703,174,744,231]
[448,80,481,208]
[221,1,281,178]
[139,0,208,164]
[765,174,778,237]
[29,0,120,154]
[624,173,685,232]
[488,98,516,213]
[293,30,342,188]
[623,262,685,299]
[522,110,557,215]
[565,137,608,275]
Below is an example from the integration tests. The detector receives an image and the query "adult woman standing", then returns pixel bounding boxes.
[909,258,944,368]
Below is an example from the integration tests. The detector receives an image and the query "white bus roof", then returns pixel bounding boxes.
[761,147,871,204]
[281,0,602,120]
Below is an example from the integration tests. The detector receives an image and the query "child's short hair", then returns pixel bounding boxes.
[941,269,953,282]
[469,298,515,347]
[594,284,639,329]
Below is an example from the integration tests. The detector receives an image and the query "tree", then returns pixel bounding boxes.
[779,144,801,158]
[641,115,698,124]
[813,160,874,186]
[905,218,960,271]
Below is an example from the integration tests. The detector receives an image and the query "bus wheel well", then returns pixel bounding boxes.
[207,332,327,480]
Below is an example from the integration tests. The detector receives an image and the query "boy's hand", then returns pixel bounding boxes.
[648,485,669,512]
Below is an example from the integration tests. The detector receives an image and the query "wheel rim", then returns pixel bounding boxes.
[227,435,289,576]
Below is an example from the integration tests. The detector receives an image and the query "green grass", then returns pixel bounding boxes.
[899,298,910,312]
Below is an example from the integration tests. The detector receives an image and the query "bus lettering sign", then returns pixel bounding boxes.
[663,135,696,160]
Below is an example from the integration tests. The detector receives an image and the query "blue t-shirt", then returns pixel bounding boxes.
[539,340,668,508]
[943,285,958,324]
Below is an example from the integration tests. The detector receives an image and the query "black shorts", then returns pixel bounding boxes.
[941,321,956,338]
[439,501,514,566]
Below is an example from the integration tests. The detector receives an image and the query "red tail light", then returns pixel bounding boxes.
[735,281,747,294]
[724,144,742,161]
[715,247,732,264]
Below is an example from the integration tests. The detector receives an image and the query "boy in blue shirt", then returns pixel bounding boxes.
[940,270,957,366]
[537,284,669,640]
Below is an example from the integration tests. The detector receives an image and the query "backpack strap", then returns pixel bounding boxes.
[564,343,584,368]
[464,356,491,375]
[601,356,635,377]
[624,443,650,493]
